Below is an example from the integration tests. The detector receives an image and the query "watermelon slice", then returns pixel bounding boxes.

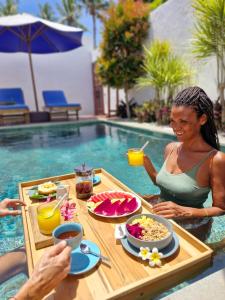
[90,195,102,203]
[97,194,106,201]
[114,192,124,198]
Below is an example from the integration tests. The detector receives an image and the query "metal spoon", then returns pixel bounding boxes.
[80,243,111,263]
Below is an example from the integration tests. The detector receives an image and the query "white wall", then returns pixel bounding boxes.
[0,43,94,114]
[131,0,219,103]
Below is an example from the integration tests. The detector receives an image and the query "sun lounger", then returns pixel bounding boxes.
[0,88,30,124]
[42,90,81,121]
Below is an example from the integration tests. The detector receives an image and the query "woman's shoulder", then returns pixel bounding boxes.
[212,150,225,167]
[164,142,179,158]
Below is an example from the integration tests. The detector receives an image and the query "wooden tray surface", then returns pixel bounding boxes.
[20,168,213,300]
[28,206,74,250]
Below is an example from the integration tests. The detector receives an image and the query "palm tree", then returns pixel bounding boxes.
[57,0,84,29]
[192,0,225,126]
[80,0,109,49]
[137,40,192,102]
[38,2,56,21]
[0,0,18,16]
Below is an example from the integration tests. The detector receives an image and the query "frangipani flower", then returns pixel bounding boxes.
[138,247,150,260]
[149,247,163,267]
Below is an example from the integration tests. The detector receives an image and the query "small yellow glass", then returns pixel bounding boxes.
[127,148,144,166]
[37,201,61,235]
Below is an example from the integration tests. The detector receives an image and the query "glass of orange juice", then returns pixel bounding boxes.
[37,201,61,235]
[127,148,144,166]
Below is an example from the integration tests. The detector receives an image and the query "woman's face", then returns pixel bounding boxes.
[170,105,207,141]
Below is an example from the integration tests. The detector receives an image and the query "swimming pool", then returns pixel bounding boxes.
[0,121,224,298]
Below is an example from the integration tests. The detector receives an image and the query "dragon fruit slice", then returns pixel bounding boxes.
[116,199,129,215]
[94,198,111,215]
[109,200,121,215]
[126,223,143,239]
[124,197,138,213]
[100,199,121,216]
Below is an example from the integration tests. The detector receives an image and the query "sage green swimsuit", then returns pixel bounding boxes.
[156,147,215,208]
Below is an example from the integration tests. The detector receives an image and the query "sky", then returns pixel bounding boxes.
[18,0,102,47]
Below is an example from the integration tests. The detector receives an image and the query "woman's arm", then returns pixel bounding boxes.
[210,151,225,212]
[143,155,157,184]
[153,201,224,219]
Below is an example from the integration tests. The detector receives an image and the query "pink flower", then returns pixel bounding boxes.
[46,196,51,203]
[60,201,76,221]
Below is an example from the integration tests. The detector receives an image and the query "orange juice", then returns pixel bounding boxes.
[127,148,144,166]
[37,201,61,235]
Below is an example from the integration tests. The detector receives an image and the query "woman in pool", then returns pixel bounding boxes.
[142,86,225,239]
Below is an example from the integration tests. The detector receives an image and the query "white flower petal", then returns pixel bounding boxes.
[159,252,163,258]
[152,247,158,253]
[155,259,162,267]
[149,260,155,267]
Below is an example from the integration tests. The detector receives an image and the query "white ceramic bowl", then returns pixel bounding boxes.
[125,213,173,250]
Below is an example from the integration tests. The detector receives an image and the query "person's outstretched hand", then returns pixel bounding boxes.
[0,198,25,217]
[13,241,71,300]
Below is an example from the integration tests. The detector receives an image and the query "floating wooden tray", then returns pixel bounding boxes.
[20,168,213,300]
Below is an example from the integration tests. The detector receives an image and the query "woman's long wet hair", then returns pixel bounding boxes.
[173,86,220,150]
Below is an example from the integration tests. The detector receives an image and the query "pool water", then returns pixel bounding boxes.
[0,121,224,298]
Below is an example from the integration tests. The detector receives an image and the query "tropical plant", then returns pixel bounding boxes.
[96,0,150,118]
[137,40,192,102]
[0,0,18,16]
[117,98,137,118]
[192,0,225,127]
[155,100,171,125]
[134,100,158,122]
[214,98,222,130]
[143,0,167,11]
[38,2,56,21]
[57,0,85,29]
[80,0,109,49]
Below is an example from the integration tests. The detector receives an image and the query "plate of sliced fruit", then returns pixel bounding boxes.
[87,191,142,218]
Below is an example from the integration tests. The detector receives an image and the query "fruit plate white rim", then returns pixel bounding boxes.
[87,191,142,218]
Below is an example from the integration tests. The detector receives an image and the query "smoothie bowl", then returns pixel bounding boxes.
[125,214,173,250]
